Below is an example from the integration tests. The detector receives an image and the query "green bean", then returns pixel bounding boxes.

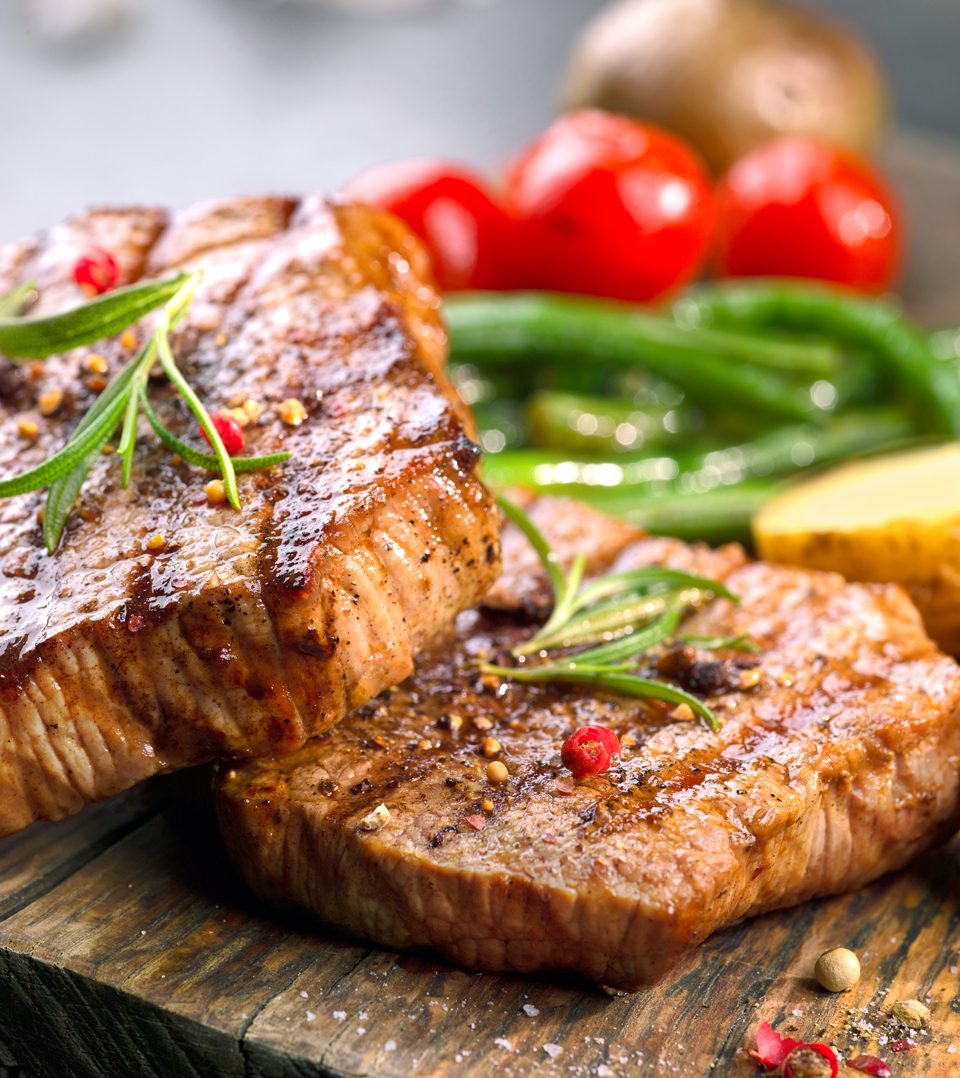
[446,293,825,422]
[678,281,960,438]
[525,390,704,453]
[472,400,528,451]
[450,292,842,375]
[827,353,885,408]
[686,408,913,484]
[482,448,691,494]
[524,380,882,457]
[603,481,778,545]
[931,327,960,362]
[482,409,913,497]
[449,363,522,407]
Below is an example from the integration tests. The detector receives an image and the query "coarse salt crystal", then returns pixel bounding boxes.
[598,1067,614,1078]
[333,1011,347,1022]
[523,1004,540,1017]
[494,1038,513,1051]
[358,804,390,832]
[306,1011,316,1022]
[385,1041,397,1052]
[299,991,309,998]
[543,1044,563,1059]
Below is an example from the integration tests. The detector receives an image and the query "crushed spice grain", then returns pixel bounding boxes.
[38,389,63,416]
[481,737,502,758]
[278,398,308,427]
[358,804,390,832]
[486,761,509,785]
[890,1000,930,1029]
[204,479,227,505]
[738,668,763,690]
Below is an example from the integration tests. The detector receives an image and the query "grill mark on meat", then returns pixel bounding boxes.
[217,496,960,988]
[146,196,298,272]
[0,196,500,834]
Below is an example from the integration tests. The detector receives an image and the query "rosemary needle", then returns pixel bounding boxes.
[480,496,747,731]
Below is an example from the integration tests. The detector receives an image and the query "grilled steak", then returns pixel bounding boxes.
[217,497,960,988]
[0,196,499,835]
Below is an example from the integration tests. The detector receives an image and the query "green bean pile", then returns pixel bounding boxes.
[446,281,960,544]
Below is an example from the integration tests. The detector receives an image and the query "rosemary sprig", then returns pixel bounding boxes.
[0,276,189,359]
[679,632,758,652]
[0,282,37,319]
[480,496,748,731]
[0,272,292,551]
[139,393,290,474]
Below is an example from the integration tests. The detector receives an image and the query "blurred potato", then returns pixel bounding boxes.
[563,0,888,172]
[754,445,960,655]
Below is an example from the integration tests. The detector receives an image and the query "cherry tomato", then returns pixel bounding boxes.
[343,159,508,291]
[715,137,901,292]
[505,110,716,302]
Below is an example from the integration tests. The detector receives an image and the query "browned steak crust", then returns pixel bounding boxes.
[0,197,500,834]
[217,498,960,988]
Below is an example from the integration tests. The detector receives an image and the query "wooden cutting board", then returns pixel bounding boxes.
[2,132,960,1078]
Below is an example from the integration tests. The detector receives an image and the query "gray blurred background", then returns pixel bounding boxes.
[1,0,957,239]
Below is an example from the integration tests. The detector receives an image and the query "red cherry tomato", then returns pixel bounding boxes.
[715,137,901,292]
[343,159,508,292]
[505,110,716,302]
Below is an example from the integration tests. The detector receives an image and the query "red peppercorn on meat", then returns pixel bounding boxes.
[72,247,121,294]
[561,725,619,777]
[200,411,245,455]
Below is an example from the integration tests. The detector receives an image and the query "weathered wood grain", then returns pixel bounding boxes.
[0,781,158,920]
[1,135,960,1078]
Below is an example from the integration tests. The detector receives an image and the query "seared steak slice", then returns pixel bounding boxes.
[217,498,960,988]
[0,196,499,835]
